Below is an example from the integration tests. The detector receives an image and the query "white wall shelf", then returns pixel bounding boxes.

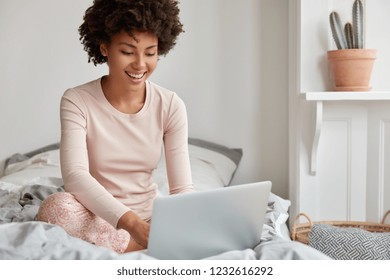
[304,91,390,101]
[303,91,390,175]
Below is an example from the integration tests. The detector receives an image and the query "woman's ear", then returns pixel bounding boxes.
[100,43,108,57]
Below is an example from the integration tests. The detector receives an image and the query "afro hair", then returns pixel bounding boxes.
[79,0,184,65]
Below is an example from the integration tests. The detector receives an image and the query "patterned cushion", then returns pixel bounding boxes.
[309,224,390,260]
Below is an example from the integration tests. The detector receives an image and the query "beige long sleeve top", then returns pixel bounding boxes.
[60,78,193,228]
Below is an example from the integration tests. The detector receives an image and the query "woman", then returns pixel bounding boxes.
[37,0,193,253]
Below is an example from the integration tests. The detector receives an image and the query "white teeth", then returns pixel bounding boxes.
[127,72,145,79]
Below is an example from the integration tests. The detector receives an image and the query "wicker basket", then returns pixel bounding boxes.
[291,210,390,245]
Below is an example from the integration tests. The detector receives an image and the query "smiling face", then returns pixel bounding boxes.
[100,30,158,93]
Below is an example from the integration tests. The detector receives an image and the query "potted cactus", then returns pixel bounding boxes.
[328,0,376,91]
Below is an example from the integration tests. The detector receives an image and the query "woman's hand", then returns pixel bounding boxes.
[117,211,150,248]
[129,217,150,248]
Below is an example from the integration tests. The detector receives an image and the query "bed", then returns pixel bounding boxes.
[0,138,330,260]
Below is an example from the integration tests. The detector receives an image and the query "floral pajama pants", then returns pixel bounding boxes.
[37,192,130,253]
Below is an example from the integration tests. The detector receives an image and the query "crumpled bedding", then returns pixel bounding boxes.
[0,180,330,260]
[0,222,330,260]
[0,144,332,260]
[0,183,63,223]
[0,181,290,239]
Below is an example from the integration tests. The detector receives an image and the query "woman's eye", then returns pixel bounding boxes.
[146,53,156,57]
[121,51,133,55]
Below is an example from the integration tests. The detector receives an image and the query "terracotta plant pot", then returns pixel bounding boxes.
[327,49,377,91]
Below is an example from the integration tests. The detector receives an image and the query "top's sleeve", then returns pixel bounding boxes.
[60,90,130,228]
[163,94,194,194]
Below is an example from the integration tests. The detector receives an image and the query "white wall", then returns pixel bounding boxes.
[0,0,289,198]
[0,0,107,170]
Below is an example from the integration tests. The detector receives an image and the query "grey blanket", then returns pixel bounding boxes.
[0,184,63,223]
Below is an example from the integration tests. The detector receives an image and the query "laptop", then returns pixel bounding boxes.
[147,181,271,260]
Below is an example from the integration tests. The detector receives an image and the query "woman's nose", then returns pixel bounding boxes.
[133,54,146,67]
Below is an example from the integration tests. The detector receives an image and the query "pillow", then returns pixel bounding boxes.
[188,138,243,186]
[1,150,62,187]
[155,138,243,195]
[4,143,60,170]
[309,224,390,260]
[5,149,60,176]
[2,138,243,191]
[188,138,243,166]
